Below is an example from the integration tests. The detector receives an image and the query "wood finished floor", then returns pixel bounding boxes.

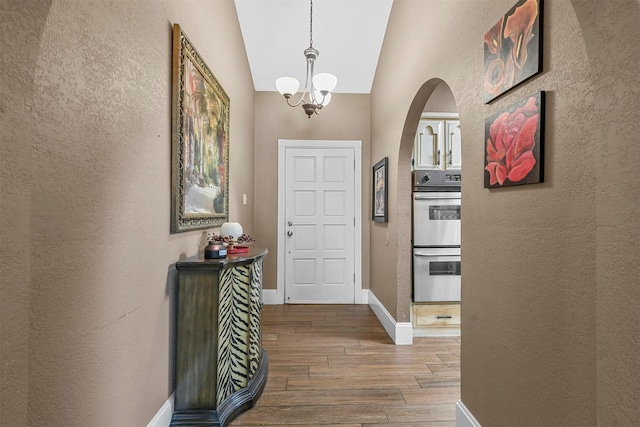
[230,304,461,427]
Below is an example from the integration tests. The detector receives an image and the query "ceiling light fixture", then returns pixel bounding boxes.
[275,0,337,118]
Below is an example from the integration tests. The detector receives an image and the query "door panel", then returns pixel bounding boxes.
[324,258,346,285]
[293,259,315,285]
[323,191,346,216]
[445,120,462,170]
[324,224,345,250]
[415,119,443,169]
[293,225,315,250]
[285,148,355,303]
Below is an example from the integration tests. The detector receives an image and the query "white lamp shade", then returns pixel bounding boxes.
[314,89,332,107]
[220,222,243,239]
[312,73,337,93]
[275,77,300,96]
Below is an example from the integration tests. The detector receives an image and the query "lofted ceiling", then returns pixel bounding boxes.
[234,0,393,94]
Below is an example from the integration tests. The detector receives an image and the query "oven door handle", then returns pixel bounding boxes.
[414,254,461,258]
[414,251,461,257]
[413,193,461,200]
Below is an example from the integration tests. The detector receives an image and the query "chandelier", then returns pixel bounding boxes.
[275,0,337,118]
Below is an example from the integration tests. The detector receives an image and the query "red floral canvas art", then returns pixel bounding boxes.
[483,0,543,103]
[484,92,545,188]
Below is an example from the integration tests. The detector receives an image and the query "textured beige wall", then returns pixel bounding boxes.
[372,0,639,424]
[253,91,371,292]
[0,0,255,425]
[570,1,640,424]
[0,2,52,424]
[423,81,458,113]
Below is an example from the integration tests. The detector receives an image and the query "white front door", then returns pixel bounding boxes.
[279,142,359,304]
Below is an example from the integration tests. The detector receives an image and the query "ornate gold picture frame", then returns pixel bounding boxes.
[171,23,230,233]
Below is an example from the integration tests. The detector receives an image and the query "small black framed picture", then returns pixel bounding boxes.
[372,157,388,223]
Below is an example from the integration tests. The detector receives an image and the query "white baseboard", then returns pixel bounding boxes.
[262,289,281,305]
[147,393,174,427]
[456,400,481,427]
[367,290,413,345]
[395,321,413,344]
[358,289,369,304]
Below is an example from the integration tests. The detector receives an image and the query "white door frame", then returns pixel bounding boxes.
[276,139,363,304]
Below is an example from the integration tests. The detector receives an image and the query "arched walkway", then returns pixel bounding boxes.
[395,79,459,326]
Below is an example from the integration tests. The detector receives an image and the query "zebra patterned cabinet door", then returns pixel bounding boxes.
[171,248,268,427]
[248,260,263,377]
[216,263,251,405]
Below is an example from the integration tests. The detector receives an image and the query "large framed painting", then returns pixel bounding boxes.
[483,0,543,103]
[484,91,545,188]
[372,157,388,223]
[171,23,230,233]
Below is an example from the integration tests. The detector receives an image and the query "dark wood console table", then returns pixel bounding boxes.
[170,248,268,426]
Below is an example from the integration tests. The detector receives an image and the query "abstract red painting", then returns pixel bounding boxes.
[483,0,543,103]
[484,92,545,188]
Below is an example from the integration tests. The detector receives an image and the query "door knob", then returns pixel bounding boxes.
[287,231,293,237]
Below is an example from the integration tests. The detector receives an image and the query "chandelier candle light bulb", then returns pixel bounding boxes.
[275,0,337,118]
[312,73,338,94]
[275,77,300,98]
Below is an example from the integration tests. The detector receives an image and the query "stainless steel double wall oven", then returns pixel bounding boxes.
[412,169,461,302]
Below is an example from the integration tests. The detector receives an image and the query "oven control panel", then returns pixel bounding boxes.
[414,169,461,190]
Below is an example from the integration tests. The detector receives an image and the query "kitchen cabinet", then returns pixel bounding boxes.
[413,113,461,170]
[413,303,461,327]
[171,248,268,427]
[412,302,460,337]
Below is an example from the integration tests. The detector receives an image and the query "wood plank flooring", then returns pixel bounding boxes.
[230,304,461,427]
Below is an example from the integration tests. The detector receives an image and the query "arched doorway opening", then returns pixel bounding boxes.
[396,78,461,338]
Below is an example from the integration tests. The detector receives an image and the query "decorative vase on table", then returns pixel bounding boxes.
[220,222,243,240]
[221,222,250,254]
[204,242,226,259]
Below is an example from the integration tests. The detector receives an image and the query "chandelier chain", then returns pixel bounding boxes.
[309,0,313,48]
